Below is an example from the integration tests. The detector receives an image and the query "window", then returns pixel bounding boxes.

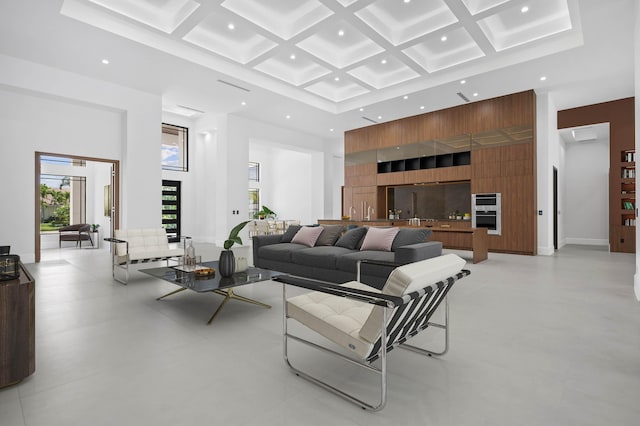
[249,162,260,181]
[162,180,181,242]
[162,123,188,172]
[248,188,259,219]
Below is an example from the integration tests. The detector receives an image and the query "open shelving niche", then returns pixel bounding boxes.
[621,149,636,227]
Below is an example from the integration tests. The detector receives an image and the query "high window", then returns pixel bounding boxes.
[249,161,260,181]
[162,123,188,172]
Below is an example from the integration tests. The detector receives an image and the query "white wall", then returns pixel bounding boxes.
[536,91,562,255]
[197,114,330,246]
[249,141,315,223]
[0,54,161,262]
[563,138,610,245]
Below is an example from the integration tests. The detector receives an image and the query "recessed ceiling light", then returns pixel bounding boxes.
[241,101,246,106]
[378,115,382,120]
[403,95,409,100]
[473,92,478,97]
[329,128,334,132]
[101,59,109,65]
[290,54,296,60]
[227,23,235,30]
[404,0,411,3]
[441,35,447,42]
[338,29,345,37]
[521,6,529,13]
[420,106,425,110]
[359,108,364,112]
[460,79,466,84]
[285,115,291,119]
[334,76,340,81]
[540,76,547,81]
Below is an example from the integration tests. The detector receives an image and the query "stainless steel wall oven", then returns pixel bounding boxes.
[472,193,501,235]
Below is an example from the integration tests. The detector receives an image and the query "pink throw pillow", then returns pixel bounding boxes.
[291,226,324,248]
[360,227,400,251]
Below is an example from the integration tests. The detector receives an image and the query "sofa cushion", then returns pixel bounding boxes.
[360,227,399,251]
[281,225,302,243]
[359,254,466,343]
[391,228,431,251]
[291,246,354,269]
[315,225,345,246]
[335,226,367,250]
[291,226,324,247]
[336,250,395,273]
[257,243,307,263]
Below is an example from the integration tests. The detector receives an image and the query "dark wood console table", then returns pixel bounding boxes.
[0,263,35,388]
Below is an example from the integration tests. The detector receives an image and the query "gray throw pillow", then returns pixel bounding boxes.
[335,226,367,250]
[315,225,345,246]
[281,225,302,243]
[391,228,431,251]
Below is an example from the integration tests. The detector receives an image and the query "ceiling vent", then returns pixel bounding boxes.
[362,116,378,124]
[457,92,470,102]
[217,79,251,92]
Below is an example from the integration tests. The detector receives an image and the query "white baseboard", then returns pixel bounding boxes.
[537,246,554,256]
[635,273,640,302]
[564,238,609,246]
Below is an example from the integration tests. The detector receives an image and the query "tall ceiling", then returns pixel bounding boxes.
[0,0,635,140]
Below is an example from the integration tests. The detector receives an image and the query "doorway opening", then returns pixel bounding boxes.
[35,152,120,262]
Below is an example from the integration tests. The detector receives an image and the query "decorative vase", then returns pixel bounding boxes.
[219,250,235,277]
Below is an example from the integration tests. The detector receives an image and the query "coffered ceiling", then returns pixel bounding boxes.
[60,0,580,112]
[0,0,635,139]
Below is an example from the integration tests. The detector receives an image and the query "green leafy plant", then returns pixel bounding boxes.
[252,205,276,219]
[224,220,250,250]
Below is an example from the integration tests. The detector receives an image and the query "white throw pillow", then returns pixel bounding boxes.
[291,226,324,248]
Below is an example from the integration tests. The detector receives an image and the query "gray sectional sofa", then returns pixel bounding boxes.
[252,225,442,289]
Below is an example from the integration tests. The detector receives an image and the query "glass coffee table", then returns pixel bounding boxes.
[140,261,283,324]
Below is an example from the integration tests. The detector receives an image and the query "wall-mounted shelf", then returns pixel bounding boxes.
[377,151,471,174]
[620,149,636,229]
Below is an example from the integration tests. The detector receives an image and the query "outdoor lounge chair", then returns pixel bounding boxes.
[274,254,470,411]
[58,223,93,248]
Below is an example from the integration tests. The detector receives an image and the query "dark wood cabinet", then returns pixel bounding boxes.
[0,263,35,388]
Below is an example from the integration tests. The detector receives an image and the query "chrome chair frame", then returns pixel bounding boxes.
[275,262,469,411]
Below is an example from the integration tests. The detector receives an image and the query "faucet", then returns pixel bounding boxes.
[365,205,374,221]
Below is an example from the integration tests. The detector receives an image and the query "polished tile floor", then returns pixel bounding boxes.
[1,244,639,426]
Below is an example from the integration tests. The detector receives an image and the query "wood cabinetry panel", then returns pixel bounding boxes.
[401,116,419,145]
[611,225,636,253]
[405,165,471,183]
[345,174,377,187]
[0,264,35,388]
[377,171,405,186]
[377,121,402,149]
[344,90,536,254]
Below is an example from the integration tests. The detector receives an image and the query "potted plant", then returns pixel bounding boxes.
[219,220,249,277]
[90,224,100,232]
[252,205,276,220]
